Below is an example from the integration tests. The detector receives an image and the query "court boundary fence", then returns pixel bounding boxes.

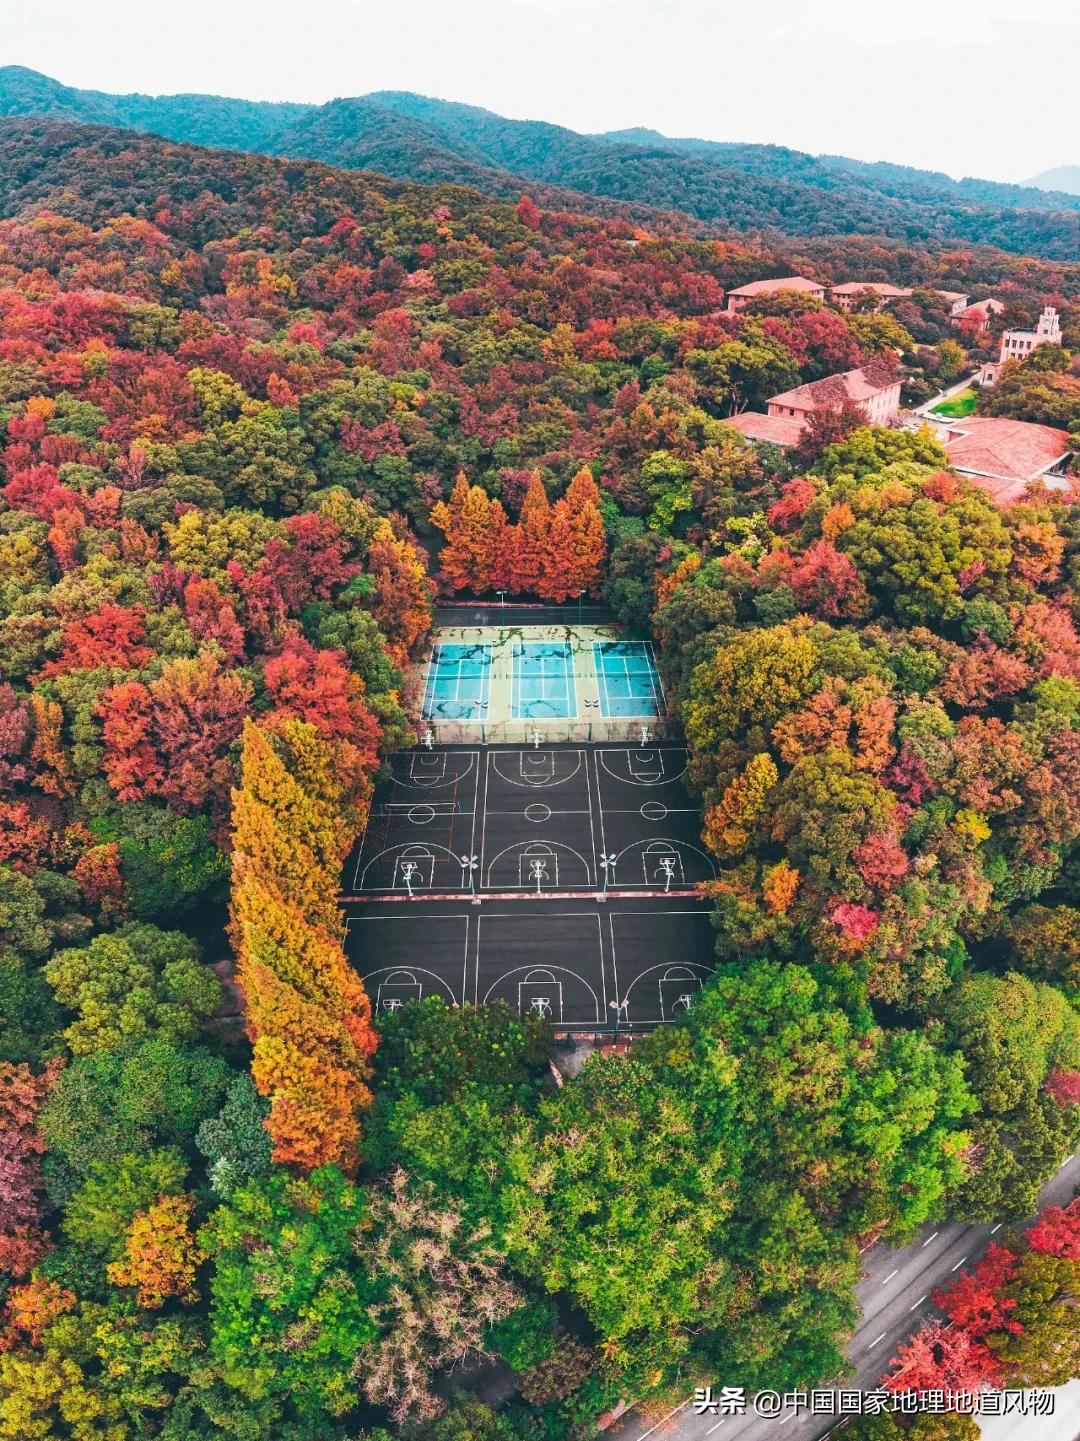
[416,717,672,746]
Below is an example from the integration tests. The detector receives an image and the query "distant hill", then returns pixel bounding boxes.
[2,66,1079,258]
[1025,165,1080,197]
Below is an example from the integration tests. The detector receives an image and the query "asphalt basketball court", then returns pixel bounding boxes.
[342,742,718,1030]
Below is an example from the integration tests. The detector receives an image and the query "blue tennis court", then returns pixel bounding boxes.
[593,641,665,718]
[512,641,577,720]
[422,644,492,721]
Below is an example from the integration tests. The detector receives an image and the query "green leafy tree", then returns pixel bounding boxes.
[39,1039,231,1198]
[195,1073,273,1198]
[937,972,1080,1219]
[63,1148,188,1262]
[89,806,229,923]
[201,1166,375,1421]
[44,923,223,1056]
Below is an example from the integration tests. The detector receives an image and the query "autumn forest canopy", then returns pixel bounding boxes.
[0,114,1080,1440]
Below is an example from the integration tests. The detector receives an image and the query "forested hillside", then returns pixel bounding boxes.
[1,117,1080,1440]
[3,66,1080,257]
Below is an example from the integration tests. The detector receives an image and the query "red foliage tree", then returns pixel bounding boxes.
[884,1320,1000,1395]
[934,1243,1023,1339]
[0,1062,60,1277]
[98,653,253,816]
[788,539,869,620]
[39,605,154,678]
[1025,1199,1080,1260]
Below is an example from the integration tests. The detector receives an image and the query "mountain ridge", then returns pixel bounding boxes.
[1024,164,1080,197]
[1,66,1079,258]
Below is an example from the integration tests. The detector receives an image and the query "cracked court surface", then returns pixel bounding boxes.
[341,743,718,1029]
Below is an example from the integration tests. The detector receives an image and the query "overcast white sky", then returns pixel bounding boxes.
[3,0,1076,183]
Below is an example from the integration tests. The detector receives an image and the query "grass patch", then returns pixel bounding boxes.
[931,387,979,418]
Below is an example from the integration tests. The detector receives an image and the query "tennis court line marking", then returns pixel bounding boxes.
[591,640,666,719]
[510,639,578,721]
[422,643,492,722]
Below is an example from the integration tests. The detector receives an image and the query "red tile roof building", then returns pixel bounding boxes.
[721,363,902,449]
[725,276,826,312]
[936,290,971,316]
[938,417,1074,505]
[830,282,913,313]
[766,361,902,428]
[721,411,807,447]
[956,297,1005,325]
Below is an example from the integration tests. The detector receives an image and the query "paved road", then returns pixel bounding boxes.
[609,1152,1080,1441]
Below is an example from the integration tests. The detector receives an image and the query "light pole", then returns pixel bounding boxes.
[609,996,629,1042]
[599,852,617,901]
[576,589,585,625]
[497,590,507,608]
[459,853,479,903]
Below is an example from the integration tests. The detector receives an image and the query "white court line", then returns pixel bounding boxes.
[608,914,716,1026]
[344,915,468,1009]
[921,1231,939,1246]
[950,1256,968,1272]
[476,912,603,1019]
[592,749,610,867]
[868,1332,888,1349]
[597,747,689,786]
[593,642,613,718]
[882,1269,898,1284]
[646,639,668,715]
[490,749,583,789]
[483,837,592,889]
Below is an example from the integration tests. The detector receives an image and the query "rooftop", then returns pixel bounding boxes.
[727,275,824,298]
[831,282,912,297]
[721,412,805,447]
[768,361,900,412]
[941,417,1073,504]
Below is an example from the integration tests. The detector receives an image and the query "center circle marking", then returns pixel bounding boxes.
[524,803,552,823]
[640,800,668,822]
[407,805,436,825]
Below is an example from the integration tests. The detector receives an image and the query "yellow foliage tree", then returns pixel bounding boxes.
[703,753,779,857]
[230,718,377,1173]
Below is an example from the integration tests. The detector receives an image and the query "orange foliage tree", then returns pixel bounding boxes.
[432,468,606,602]
[562,466,608,595]
[365,517,435,668]
[229,718,378,1173]
[107,1194,205,1308]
